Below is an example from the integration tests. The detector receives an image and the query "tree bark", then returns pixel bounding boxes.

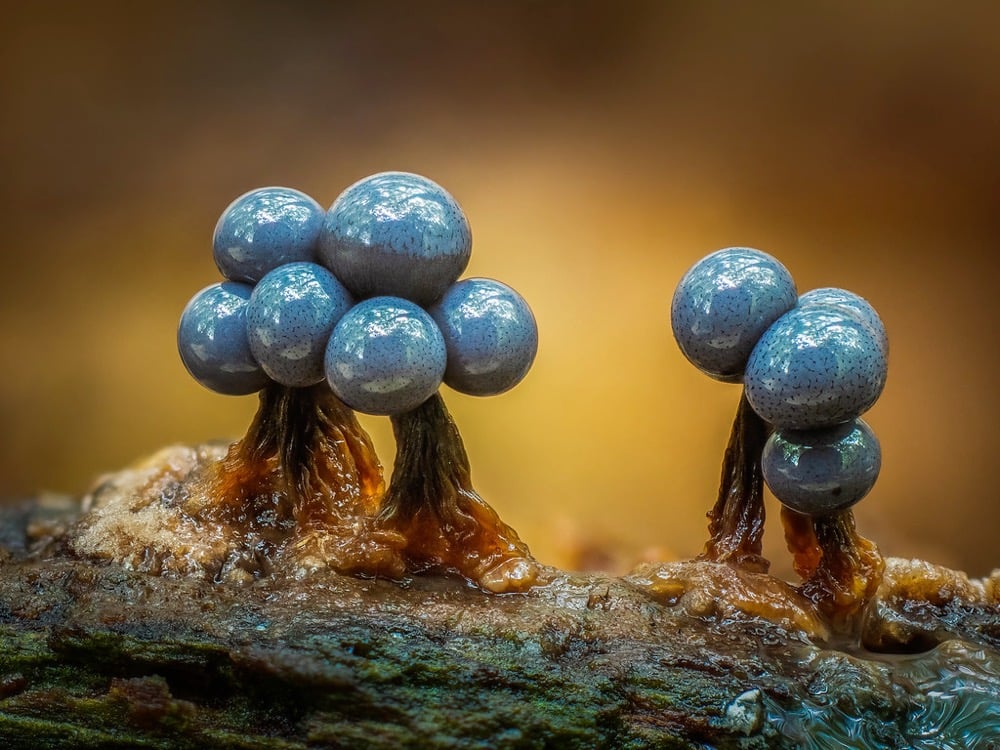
[1,495,999,749]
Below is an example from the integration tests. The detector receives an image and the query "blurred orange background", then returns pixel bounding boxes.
[1,2,997,578]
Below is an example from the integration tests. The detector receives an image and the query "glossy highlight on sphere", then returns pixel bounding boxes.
[671,247,797,382]
[318,172,472,306]
[246,263,353,387]
[799,287,888,353]
[177,282,268,395]
[213,187,325,283]
[763,419,881,516]
[745,305,888,429]
[325,297,446,415]
[429,278,538,397]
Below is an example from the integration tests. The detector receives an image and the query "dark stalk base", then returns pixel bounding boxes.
[700,390,772,572]
[202,383,383,529]
[782,506,884,632]
[378,392,539,592]
[184,383,402,578]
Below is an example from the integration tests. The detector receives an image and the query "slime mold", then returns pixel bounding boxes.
[320,174,541,592]
[672,249,890,629]
[77,174,540,593]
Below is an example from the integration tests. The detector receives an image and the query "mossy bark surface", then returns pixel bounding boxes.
[1,498,999,749]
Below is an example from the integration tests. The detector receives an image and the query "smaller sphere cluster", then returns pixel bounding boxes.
[671,248,888,516]
[178,175,538,415]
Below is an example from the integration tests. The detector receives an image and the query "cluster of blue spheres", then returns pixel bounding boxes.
[178,173,538,416]
[671,248,888,517]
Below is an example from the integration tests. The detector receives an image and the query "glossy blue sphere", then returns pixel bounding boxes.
[318,172,472,306]
[177,282,268,395]
[799,287,888,353]
[213,187,325,283]
[325,297,446,415]
[671,248,797,382]
[745,305,888,429]
[246,262,354,388]
[762,419,881,516]
[429,278,538,397]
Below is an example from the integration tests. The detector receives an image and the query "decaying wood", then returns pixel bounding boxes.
[1,488,998,749]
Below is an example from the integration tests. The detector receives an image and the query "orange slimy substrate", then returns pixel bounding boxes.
[71,385,539,593]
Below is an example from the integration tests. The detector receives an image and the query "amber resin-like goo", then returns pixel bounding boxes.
[72,385,539,591]
[72,384,404,580]
[192,383,406,578]
[782,506,884,630]
[379,393,541,593]
[701,389,884,633]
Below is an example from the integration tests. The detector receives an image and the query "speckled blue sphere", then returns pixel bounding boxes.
[671,248,797,382]
[799,287,888,353]
[246,262,353,388]
[428,278,538,397]
[177,282,268,396]
[763,419,881,516]
[745,305,888,429]
[325,297,446,415]
[318,172,472,306]
[213,187,325,283]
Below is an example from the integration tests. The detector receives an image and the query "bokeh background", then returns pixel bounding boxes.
[2,1,997,578]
